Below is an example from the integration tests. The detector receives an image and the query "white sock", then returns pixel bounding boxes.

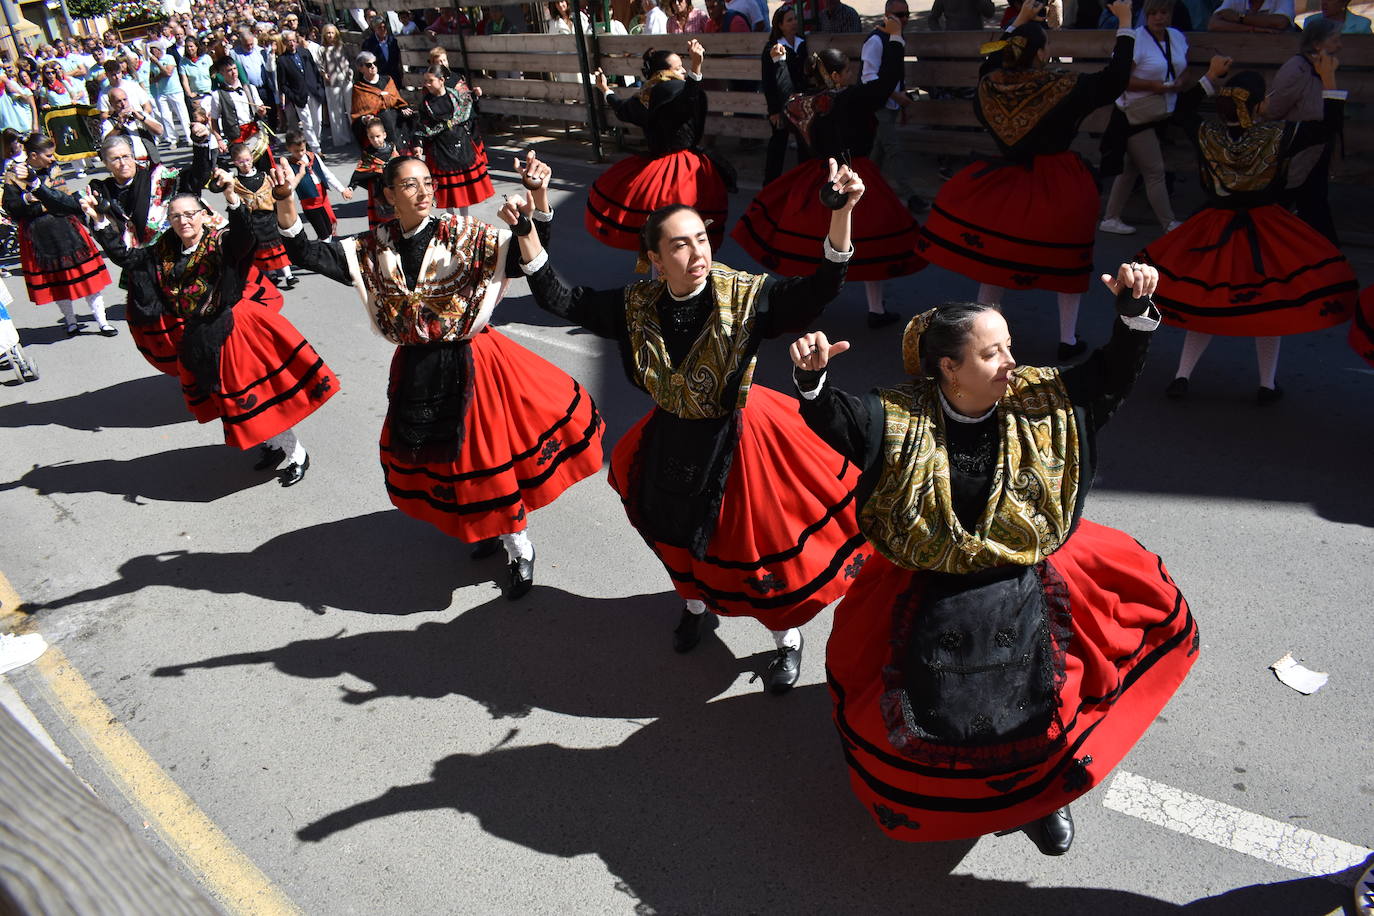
[770,627,802,651]
[864,280,885,314]
[976,283,1004,306]
[87,293,108,327]
[684,599,707,615]
[57,299,77,325]
[500,529,534,563]
[266,429,306,463]
[1254,336,1281,389]
[281,265,294,280]
[1175,331,1211,379]
[1057,293,1081,345]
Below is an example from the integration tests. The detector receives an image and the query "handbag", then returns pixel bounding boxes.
[1122,92,1169,126]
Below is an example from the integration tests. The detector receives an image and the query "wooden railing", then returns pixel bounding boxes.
[393,28,1372,166]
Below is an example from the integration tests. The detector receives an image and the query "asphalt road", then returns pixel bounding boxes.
[1,142,1371,915]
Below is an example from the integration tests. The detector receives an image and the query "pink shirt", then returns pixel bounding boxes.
[667,9,711,32]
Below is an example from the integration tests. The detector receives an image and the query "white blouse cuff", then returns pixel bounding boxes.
[823,236,854,263]
[277,216,305,237]
[1120,300,1161,331]
[795,370,828,399]
[532,208,552,222]
[521,250,549,275]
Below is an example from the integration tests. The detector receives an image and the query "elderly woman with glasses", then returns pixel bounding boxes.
[269,151,605,600]
[350,50,413,149]
[82,169,337,486]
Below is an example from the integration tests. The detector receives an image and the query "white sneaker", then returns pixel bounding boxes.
[0,632,48,675]
[1099,218,1137,235]
[1164,220,1185,232]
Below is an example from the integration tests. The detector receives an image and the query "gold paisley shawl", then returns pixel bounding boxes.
[155,227,226,320]
[1197,120,1286,196]
[351,214,503,345]
[624,263,766,420]
[637,70,683,107]
[859,367,1081,575]
[977,68,1079,148]
[232,174,278,213]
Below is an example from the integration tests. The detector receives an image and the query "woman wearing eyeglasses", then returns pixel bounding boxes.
[270,152,605,600]
[82,169,337,486]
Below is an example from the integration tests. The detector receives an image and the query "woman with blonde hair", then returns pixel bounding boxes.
[320,24,353,148]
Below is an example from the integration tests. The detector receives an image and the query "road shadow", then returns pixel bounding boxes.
[0,445,274,505]
[291,674,1354,914]
[31,509,490,617]
[0,374,189,432]
[152,586,751,718]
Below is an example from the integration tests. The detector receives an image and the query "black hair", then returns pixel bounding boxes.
[228,142,253,160]
[283,128,305,146]
[1217,70,1266,124]
[23,132,54,154]
[639,203,699,256]
[917,302,1001,379]
[768,4,795,41]
[1,127,21,150]
[213,54,237,71]
[641,47,677,79]
[381,154,424,188]
[425,63,451,81]
[995,22,1048,70]
[805,48,847,90]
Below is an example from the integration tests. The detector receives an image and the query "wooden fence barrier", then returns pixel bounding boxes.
[393,28,1372,169]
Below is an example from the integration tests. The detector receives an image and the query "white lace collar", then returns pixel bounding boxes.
[938,385,997,424]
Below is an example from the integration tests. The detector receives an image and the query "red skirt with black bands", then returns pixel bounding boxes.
[918,151,1098,294]
[178,284,335,447]
[732,157,924,282]
[1141,204,1358,337]
[1351,285,1374,367]
[586,149,729,252]
[18,229,112,305]
[254,240,291,273]
[379,327,605,541]
[130,312,187,376]
[427,141,495,210]
[608,385,872,632]
[828,520,1197,842]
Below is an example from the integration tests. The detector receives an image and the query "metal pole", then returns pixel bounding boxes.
[56,0,75,38]
[568,0,602,160]
[0,0,20,61]
[450,0,472,79]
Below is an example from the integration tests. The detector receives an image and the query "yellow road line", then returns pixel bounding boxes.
[2,572,301,916]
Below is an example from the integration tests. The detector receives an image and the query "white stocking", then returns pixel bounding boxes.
[1057,292,1081,345]
[769,627,802,651]
[864,280,885,314]
[86,293,109,327]
[1175,331,1212,379]
[56,299,77,325]
[265,428,306,464]
[684,599,707,615]
[499,529,534,563]
[976,283,1004,306]
[280,265,294,280]
[1254,336,1281,389]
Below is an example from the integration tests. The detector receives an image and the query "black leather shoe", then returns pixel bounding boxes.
[278,454,310,487]
[505,549,534,601]
[1165,377,1189,399]
[672,607,713,654]
[254,446,286,470]
[867,310,900,330]
[1057,339,1088,363]
[98,325,119,337]
[64,322,84,337]
[1256,385,1284,406]
[764,636,803,695]
[470,537,501,560]
[1029,806,1074,856]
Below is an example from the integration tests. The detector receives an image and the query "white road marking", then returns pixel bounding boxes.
[1104,771,1372,882]
[499,323,603,358]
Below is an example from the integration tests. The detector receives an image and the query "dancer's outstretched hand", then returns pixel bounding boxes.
[825,158,865,211]
[790,331,850,372]
[269,160,307,200]
[497,191,534,227]
[516,150,550,191]
[1101,260,1158,302]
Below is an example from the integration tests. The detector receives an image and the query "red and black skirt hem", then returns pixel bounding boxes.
[427,143,495,209]
[585,149,729,252]
[731,157,924,282]
[916,151,1098,294]
[254,241,291,273]
[1140,204,1357,337]
[18,239,112,305]
[129,312,187,376]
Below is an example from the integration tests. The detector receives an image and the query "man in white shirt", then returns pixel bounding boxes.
[861,0,926,215]
[644,0,670,33]
[98,60,154,118]
[1209,0,1294,31]
[100,86,164,165]
[726,0,767,30]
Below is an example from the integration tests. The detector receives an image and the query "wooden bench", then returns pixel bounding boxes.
[387,26,1370,173]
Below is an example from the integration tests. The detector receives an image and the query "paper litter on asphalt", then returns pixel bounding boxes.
[1269,652,1329,695]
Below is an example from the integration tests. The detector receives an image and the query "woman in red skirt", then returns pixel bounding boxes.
[919,0,1136,361]
[220,142,298,289]
[790,262,1197,854]
[2,135,115,337]
[586,40,732,259]
[275,152,604,600]
[733,16,920,328]
[1140,60,1356,405]
[85,172,337,486]
[413,65,495,217]
[510,160,871,694]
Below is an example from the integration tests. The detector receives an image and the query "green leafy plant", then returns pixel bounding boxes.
[66,0,115,18]
[108,0,168,25]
